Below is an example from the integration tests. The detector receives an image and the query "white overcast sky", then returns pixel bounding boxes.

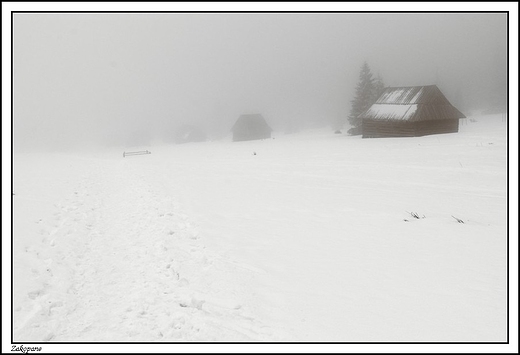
[7,5,512,151]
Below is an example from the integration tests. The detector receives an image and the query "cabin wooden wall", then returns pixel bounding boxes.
[415,119,459,136]
[362,120,416,138]
[362,119,459,138]
[232,130,271,142]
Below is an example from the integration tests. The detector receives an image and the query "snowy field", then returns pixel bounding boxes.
[12,114,509,343]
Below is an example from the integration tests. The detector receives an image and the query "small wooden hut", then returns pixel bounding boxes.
[360,85,465,138]
[231,114,272,142]
[173,124,207,144]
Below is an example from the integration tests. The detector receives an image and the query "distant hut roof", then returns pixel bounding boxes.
[359,85,466,122]
[232,114,272,132]
[174,124,206,144]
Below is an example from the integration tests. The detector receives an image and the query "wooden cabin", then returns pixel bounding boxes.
[360,85,465,138]
[173,124,207,144]
[231,114,272,142]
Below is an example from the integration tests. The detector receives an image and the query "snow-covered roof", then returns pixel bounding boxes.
[360,85,466,121]
[376,86,427,105]
[232,114,272,132]
[362,104,418,121]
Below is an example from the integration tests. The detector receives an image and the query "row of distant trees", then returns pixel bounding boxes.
[346,61,385,135]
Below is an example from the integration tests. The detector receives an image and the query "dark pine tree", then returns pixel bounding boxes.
[373,73,386,103]
[348,62,375,135]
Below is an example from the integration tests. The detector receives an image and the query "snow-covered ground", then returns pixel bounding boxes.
[12,114,509,343]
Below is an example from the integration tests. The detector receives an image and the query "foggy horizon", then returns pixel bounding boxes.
[13,12,508,152]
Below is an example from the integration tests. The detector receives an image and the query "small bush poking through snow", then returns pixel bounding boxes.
[451,215,465,224]
[406,211,425,220]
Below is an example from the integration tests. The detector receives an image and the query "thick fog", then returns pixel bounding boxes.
[13,13,507,152]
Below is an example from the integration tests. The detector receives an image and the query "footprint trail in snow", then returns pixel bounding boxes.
[14,158,276,341]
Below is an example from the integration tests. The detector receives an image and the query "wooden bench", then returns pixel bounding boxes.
[123,150,151,157]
